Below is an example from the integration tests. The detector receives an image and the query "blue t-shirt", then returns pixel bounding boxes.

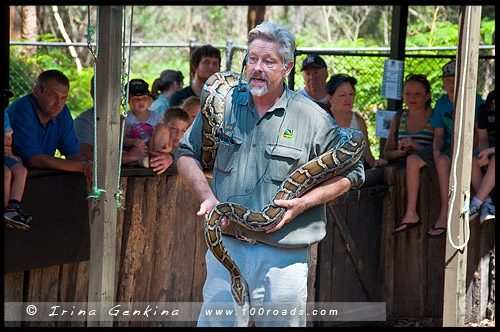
[5,93,80,161]
[429,93,484,144]
[149,94,170,116]
[4,110,11,131]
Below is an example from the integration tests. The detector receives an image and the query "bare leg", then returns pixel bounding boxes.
[470,157,483,193]
[394,154,426,232]
[4,165,12,207]
[9,163,27,203]
[428,153,450,236]
[149,123,172,154]
[475,155,495,201]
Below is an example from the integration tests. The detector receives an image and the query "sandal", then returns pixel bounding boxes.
[392,221,422,235]
[427,227,446,238]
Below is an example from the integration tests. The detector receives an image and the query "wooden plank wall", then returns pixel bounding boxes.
[314,168,387,327]
[4,167,495,327]
[381,165,496,323]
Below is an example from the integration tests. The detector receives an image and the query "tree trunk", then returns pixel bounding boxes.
[21,6,37,56]
[247,6,265,32]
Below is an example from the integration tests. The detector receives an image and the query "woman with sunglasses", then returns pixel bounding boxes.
[326,74,388,169]
[385,74,435,235]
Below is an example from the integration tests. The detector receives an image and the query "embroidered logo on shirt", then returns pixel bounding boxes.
[280,128,296,142]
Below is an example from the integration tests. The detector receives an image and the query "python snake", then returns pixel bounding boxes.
[201,71,365,306]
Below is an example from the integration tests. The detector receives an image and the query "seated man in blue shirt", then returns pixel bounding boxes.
[6,70,93,181]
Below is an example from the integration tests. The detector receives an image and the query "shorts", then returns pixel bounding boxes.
[4,156,19,169]
[398,144,435,169]
[439,143,451,157]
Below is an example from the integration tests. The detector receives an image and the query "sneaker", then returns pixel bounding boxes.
[18,208,32,224]
[469,203,480,219]
[4,208,30,230]
[479,202,495,223]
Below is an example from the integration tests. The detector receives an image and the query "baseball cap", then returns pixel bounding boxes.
[4,89,14,98]
[441,60,456,78]
[127,79,153,97]
[326,74,357,94]
[301,54,327,71]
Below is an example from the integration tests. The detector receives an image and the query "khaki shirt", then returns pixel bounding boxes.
[178,85,364,247]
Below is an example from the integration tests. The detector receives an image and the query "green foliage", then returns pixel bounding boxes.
[9,34,94,118]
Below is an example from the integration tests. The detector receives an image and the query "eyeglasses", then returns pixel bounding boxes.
[405,74,428,82]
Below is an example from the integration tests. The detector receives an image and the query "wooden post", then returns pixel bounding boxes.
[442,6,482,327]
[381,5,408,158]
[87,6,123,327]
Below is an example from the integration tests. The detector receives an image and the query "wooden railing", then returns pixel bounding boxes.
[4,166,495,327]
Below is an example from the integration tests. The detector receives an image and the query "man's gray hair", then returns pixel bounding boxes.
[248,22,296,68]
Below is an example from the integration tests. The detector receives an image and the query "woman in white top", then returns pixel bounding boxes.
[326,74,387,169]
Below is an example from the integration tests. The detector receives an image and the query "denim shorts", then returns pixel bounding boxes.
[4,156,19,169]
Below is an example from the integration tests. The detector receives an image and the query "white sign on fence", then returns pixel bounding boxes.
[381,59,404,100]
[375,110,397,138]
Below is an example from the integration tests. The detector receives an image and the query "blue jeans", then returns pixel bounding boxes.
[197,235,311,327]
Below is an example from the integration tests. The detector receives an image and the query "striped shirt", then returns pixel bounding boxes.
[397,109,434,146]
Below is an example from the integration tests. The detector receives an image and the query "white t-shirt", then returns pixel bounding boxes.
[125,110,162,144]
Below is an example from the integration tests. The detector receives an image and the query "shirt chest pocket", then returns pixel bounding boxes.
[264,144,303,184]
[213,134,243,174]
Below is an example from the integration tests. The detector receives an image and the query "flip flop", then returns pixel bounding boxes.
[427,227,446,238]
[392,221,422,235]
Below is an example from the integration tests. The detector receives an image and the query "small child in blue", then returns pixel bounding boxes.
[4,94,32,230]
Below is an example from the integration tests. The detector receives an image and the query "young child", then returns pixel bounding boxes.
[4,90,31,230]
[123,79,162,168]
[180,96,201,126]
[149,107,190,170]
[427,60,484,238]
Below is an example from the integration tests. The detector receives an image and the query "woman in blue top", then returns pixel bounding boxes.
[385,74,434,234]
[149,70,184,116]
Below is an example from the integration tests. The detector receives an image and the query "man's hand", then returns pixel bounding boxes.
[149,151,174,175]
[197,197,230,229]
[266,197,307,233]
[83,161,94,183]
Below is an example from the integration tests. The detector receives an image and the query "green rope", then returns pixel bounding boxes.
[114,6,134,210]
[86,6,106,202]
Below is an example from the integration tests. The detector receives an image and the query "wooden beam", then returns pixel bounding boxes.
[381,5,408,158]
[87,6,123,327]
[247,6,266,32]
[387,5,408,112]
[442,5,482,327]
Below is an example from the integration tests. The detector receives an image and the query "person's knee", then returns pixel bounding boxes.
[406,154,424,170]
[4,165,12,181]
[11,164,28,179]
[435,154,450,169]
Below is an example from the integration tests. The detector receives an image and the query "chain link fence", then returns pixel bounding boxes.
[8,42,495,156]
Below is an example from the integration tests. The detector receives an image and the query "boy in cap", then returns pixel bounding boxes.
[123,78,163,168]
[298,54,329,108]
[427,60,484,237]
[4,89,32,230]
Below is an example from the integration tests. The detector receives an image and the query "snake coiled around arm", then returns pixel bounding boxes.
[200,71,365,306]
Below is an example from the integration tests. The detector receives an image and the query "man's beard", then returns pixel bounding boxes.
[249,72,269,97]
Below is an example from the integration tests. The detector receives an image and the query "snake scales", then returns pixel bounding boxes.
[200,71,365,306]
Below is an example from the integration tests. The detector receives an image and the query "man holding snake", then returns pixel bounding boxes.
[177,22,364,327]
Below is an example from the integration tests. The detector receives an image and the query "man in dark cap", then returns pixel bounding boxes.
[297,54,329,108]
